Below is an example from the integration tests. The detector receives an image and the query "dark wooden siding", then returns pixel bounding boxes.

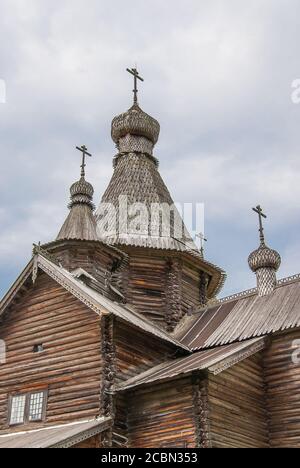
[114,320,176,384]
[49,242,123,299]
[0,273,102,432]
[127,255,167,326]
[207,354,269,448]
[181,264,201,315]
[264,329,300,448]
[113,394,129,448]
[127,377,196,448]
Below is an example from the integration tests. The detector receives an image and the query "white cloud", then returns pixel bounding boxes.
[1,0,300,296]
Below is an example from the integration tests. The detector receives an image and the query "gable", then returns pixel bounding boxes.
[0,273,103,430]
[0,252,186,351]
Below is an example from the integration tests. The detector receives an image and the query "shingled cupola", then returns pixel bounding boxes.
[56,145,98,241]
[111,67,160,157]
[248,205,281,297]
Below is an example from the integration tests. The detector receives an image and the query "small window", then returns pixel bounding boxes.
[33,344,44,353]
[10,395,26,425]
[29,392,45,421]
[9,391,47,426]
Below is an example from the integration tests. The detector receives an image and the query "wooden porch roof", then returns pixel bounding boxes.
[116,337,266,392]
[0,418,111,448]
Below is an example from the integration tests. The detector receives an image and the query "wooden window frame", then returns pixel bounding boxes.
[8,390,48,427]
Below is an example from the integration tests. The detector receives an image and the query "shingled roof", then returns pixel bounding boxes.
[116,337,266,392]
[175,274,300,350]
[0,418,111,448]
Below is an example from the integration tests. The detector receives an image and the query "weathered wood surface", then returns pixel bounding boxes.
[113,394,129,448]
[207,354,269,448]
[0,273,102,432]
[114,320,176,384]
[73,434,103,448]
[264,329,300,448]
[123,250,207,330]
[126,377,197,448]
[48,241,126,300]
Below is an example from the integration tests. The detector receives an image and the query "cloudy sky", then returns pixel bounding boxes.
[0,0,300,298]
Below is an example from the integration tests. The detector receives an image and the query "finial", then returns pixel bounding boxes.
[252,205,267,245]
[196,232,207,258]
[126,67,144,105]
[76,145,92,178]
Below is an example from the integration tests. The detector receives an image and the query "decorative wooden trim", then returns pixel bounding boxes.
[101,315,116,447]
[199,271,209,307]
[198,378,212,448]
[37,256,104,317]
[50,422,112,448]
[208,339,267,375]
[165,258,183,332]
[192,375,202,448]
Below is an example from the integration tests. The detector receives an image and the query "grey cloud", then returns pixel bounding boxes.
[0,0,300,297]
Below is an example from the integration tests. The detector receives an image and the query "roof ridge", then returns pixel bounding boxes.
[218,272,300,305]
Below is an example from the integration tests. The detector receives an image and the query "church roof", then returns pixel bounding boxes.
[175,274,300,350]
[116,337,266,392]
[56,203,98,241]
[56,147,98,242]
[96,97,226,297]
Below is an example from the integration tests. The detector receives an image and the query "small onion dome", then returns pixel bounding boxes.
[248,244,281,273]
[69,177,95,210]
[111,104,160,145]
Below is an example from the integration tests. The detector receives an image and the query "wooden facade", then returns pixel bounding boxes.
[207,355,269,448]
[0,91,299,448]
[0,253,299,448]
[0,273,103,432]
[265,329,300,448]
[126,377,196,448]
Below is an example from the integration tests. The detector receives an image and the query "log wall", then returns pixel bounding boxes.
[207,354,269,448]
[49,241,126,300]
[0,273,102,432]
[264,329,300,448]
[127,377,197,448]
[113,321,178,447]
[127,255,167,327]
[114,321,177,384]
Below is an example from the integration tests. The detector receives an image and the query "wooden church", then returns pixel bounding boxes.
[0,69,299,448]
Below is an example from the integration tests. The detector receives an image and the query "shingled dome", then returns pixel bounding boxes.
[69,177,95,209]
[248,244,281,272]
[111,104,160,146]
[57,175,97,242]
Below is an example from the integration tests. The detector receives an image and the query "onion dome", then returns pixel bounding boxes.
[56,146,97,242]
[111,104,160,152]
[248,244,281,273]
[248,205,281,297]
[69,177,95,210]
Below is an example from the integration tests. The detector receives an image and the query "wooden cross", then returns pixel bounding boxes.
[252,205,267,245]
[76,145,92,178]
[126,67,144,105]
[196,232,207,257]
